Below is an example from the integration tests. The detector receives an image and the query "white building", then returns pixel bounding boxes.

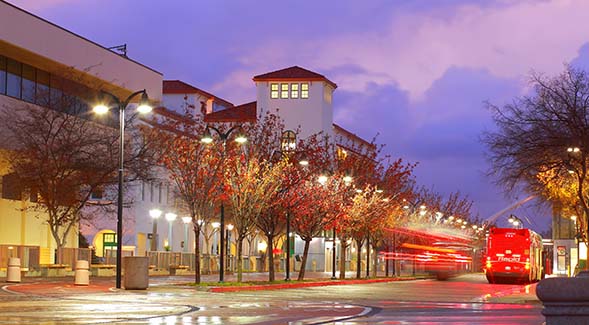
[0,1,162,267]
[0,1,373,273]
[169,66,374,271]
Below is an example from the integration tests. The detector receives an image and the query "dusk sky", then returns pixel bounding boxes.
[12,0,589,232]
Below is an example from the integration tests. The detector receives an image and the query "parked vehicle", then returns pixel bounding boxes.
[484,227,543,284]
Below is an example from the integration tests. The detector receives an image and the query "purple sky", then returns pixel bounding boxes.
[12,0,589,232]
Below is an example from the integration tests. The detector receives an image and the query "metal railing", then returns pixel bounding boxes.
[0,245,40,270]
[104,248,134,265]
[56,247,92,269]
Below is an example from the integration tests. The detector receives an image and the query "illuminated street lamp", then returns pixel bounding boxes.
[270,147,309,282]
[201,125,246,283]
[93,89,152,289]
[226,224,234,272]
[318,174,328,185]
[507,214,523,229]
[211,222,220,255]
[149,209,162,251]
[165,212,177,250]
[567,147,581,153]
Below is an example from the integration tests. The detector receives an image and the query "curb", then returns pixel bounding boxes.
[208,277,420,292]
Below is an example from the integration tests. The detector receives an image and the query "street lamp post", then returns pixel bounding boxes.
[508,214,523,229]
[331,228,337,280]
[366,237,371,278]
[211,222,220,255]
[182,217,192,253]
[201,125,246,282]
[285,212,291,281]
[226,224,234,272]
[165,212,177,250]
[270,148,308,282]
[149,209,162,251]
[93,89,152,289]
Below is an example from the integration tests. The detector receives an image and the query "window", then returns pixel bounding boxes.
[6,58,21,98]
[270,83,279,99]
[158,183,162,204]
[301,83,309,98]
[166,184,171,204]
[281,83,289,98]
[49,75,64,108]
[0,56,101,119]
[21,64,36,103]
[337,147,348,160]
[90,187,104,200]
[281,130,297,151]
[150,182,154,202]
[1,173,22,200]
[141,181,145,201]
[0,56,6,95]
[291,83,299,98]
[36,69,50,106]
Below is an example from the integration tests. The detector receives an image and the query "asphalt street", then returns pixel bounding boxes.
[0,272,544,324]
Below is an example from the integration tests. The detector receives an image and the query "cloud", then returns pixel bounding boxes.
[220,0,589,102]
[571,42,589,72]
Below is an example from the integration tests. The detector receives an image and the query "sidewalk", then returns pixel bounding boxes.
[2,271,425,296]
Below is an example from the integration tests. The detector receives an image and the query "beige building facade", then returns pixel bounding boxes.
[0,0,162,266]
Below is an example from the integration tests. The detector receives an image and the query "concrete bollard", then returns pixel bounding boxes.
[536,271,589,324]
[74,260,90,286]
[7,257,21,283]
[124,256,149,290]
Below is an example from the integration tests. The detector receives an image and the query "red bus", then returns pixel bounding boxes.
[484,227,543,284]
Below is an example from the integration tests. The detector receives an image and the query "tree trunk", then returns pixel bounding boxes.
[267,234,275,282]
[369,240,377,278]
[339,240,347,279]
[356,239,362,279]
[297,239,311,281]
[50,224,66,265]
[55,243,64,265]
[237,236,244,282]
[366,237,370,278]
[194,227,201,284]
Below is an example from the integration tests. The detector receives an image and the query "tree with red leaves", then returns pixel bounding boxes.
[224,155,284,282]
[289,174,351,280]
[1,86,156,264]
[149,105,224,284]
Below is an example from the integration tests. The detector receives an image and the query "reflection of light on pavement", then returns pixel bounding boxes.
[164,315,177,324]
[196,316,222,324]
[525,285,530,294]
[182,316,192,324]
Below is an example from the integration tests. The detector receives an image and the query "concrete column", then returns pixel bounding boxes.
[7,258,21,283]
[537,271,589,324]
[74,260,90,286]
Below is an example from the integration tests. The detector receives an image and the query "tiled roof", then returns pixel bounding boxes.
[333,123,375,150]
[204,101,257,123]
[253,66,337,89]
[163,80,234,108]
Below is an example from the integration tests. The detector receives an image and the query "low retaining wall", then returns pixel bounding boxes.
[537,271,589,325]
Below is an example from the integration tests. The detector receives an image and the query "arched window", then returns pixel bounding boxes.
[281,130,297,151]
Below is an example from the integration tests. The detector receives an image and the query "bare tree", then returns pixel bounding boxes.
[482,66,589,239]
[1,89,154,263]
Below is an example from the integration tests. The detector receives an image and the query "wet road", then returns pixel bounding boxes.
[0,273,544,324]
